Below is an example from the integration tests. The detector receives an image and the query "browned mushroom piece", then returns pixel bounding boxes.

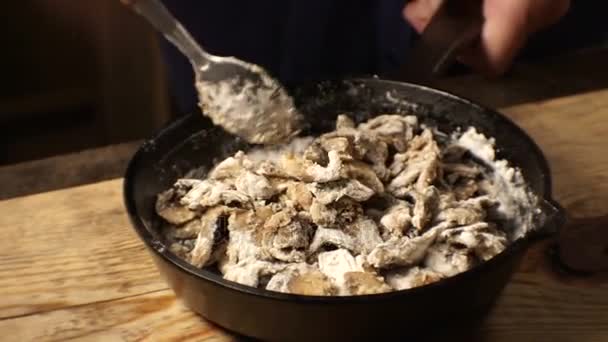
[308,179,376,205]
[189,206,231,267]
[343,217,383,255]
[380,203,413,237]
[288,270,337,296]
[178,179,251,209]
[209,151,248,180]
[342,160,385,193]
[155,188,198,225]
[309,199,337,227]
[412,186,439,231]
[303,140,329,166]
[280,181,314,211]
[424,242,474,277]
[309,227,358,254]
[388,140,440,198]
[438,222,507,261]
[305,150,345,183]
[358,114,418,152]
[367,223,447,268]
[385,266,444,290]
[343,271,392,295]
[335,114,356,130]
[235,171,276,200]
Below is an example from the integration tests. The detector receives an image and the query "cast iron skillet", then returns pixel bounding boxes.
[124,78,575,341]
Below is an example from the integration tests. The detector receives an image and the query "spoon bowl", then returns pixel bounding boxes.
[123,0,302,145]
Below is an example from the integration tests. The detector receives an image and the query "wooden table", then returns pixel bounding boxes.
[2,55,608,341]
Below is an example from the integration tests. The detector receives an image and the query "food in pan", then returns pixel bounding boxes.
[155,114,538,296]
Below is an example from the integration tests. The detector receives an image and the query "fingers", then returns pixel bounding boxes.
[403,0,571,76]
[473,0,570,75]
[471,0,530,76]
[403,0,443,33]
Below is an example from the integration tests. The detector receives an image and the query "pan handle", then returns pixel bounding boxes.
[557,214,608,273]
[389,0,484,82]
[537,199,608,273]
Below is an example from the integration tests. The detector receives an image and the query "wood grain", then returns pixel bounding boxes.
[0,290,235,342]
[0,180,166,319]
[503,89,608,217]
[1,88,608,340]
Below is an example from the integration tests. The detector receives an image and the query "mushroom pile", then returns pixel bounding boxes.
[155,114,515,296]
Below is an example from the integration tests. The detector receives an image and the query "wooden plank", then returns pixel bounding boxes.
[0,180,166,319]
[502,89,608,216]
[476,241,608,342]
[0,249,605,341]
[0,290,235,342]
[1,89,608,339]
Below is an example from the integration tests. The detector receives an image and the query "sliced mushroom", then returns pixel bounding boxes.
[438,222,507,261]
[306,150,345,183]
[344,217,383,255]
[292,271,337,295]
[380,203,412,237]
[424,243,473,277]
[318,249,364,294]
[388,129,440,194]
[385,266,443,290]
[255,160,291,178]
[309,227,357,254]
[367,223,447,268]
[343,272,392,295]
[209,151,248,180]
[332,197,364,226]
[358,114,417,152]
[235,171,276,200]
[435,205,485,226]
[163,219,200,240]
[309,199,337,227]
[270,219,313,263]
[156,188,198,225]
[308,179,375,205]
[342,160,384,193]
[281,181,314,211]
[303,140,329,166]
[320,136,352,155]
[336,114,356,130]
[180,180,250,209]
[224,210,265,265]
[412,186,439,231]
[189,206,229,267]
[222,259,286,287]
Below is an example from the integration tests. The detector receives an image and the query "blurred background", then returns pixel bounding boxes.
[1,1,171,165]
[1,0,607,167]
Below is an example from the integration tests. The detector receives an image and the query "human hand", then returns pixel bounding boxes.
[404,0,570,76]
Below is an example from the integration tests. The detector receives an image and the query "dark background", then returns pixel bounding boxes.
[1,0,606,166]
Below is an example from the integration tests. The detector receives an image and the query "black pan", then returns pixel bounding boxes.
[123,78,578,341]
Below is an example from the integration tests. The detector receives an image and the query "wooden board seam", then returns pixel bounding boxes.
[0,288,169,322]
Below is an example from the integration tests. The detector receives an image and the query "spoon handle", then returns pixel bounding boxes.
[122,0,210,66]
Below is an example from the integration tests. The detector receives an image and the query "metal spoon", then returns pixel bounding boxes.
[122,0,302,145]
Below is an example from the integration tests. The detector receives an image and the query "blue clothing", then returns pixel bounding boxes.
[159,0,413,114]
